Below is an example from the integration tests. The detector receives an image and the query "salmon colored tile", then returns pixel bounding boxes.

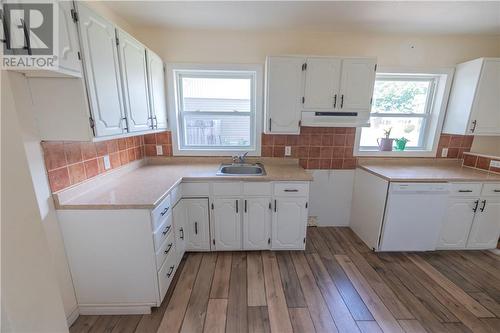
[461,135,474,148]
[476,157,491,170]
[463,154,478,167]
[110,152,121,168]
[64,142,82,165]
[447,148,459,158]
[81,142,97,160]
[297,146,309,158]
[135,147,143,159]
[345,133,355,147]
[334,128,347,134]
[310,135,322,146]
[126,137,135,149]
[95,142,108,156]
[156,132,170,144]
[334,135,346,146]
[321,135,333,146]
[320,147,333,158]
[128,148,136,161]
[261,146,273,157]
[133,135,142,147]
[342,158,357,169]
[299,159,308,169]
[438,134,451,146]
[286,135,299,146]
[273,135,286,145]
[301,127,315,134]
[449,135,463,148]
[273,146,285,157]
[346,128,356,134]
[107,139,119,154]
[319,159,331,169]
[333,147,345,159]
[84,159,99,178]
[343,147,354,158]
[145,144,157,156]
[119,150,129,165]
[118,138,128,151]
[291,146,300,158]
[144,133,156,144]
[162,145,172,156]
[309,147,321,158]
[298,135,311,146]
[261,134,273,146]
[42,142,66,170]
[331,159,343,169]
[307,159,320,169]
[97,157,105,174]
[68,163,86,185]
[48,167,70,192]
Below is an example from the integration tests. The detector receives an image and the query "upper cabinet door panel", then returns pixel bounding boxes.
[57,1,82,76]
[147,50,168,129]
[339,58,377,112]
[117,29,151,133]
[76,3,125,137]
[265,56,304,134]
[303,57,341,111]
[471,59,500,135]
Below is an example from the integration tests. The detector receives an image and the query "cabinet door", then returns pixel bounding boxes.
[265,56,304,134]
[147,50,168,129]
[213,198,242,250]
[243,198,271,250]
[437,198,476,249]
[76,3,125,137]
[57,1,81,76]
[272,197,308,250]
[467,197,500,249]
[303,57,341,111]
[184,199,210,251]
[470,59,500,135]
[117,29,151,133]
[339,58,377,112]
[173,201,186,260]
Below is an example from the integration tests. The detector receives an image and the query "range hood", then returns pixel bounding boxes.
[301,111,370,128]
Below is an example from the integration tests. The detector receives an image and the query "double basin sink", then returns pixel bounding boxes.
[216,163,266,176]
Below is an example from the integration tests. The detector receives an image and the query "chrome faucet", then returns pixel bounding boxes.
[233,152,249,164]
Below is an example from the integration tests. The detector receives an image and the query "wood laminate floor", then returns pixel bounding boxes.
[70,227,500,333]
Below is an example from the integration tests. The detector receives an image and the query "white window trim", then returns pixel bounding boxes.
[167,63,263,156]
[354,66,454,157]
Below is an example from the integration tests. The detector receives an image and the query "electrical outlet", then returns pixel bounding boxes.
[441,148,448,157]
[285,146,292,156]
[156,145,163,156]
[103,155,111,170]
[490,160,500,168]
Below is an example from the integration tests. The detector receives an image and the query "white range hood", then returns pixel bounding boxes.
[301,111,370,128]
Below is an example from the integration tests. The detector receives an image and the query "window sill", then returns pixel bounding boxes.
[354,149,437,158]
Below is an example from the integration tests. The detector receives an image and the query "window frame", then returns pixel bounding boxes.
[167,63,263,156]
[354,67,454,157]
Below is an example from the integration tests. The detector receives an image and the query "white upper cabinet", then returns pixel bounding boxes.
[56,0,82,77]
[77,2,126,137]
[443,58,500,136]
[117,29,151,133]
[147,50,168,130]
[303,57,341,111]
[264,56,304,134]
[338,58,377,112]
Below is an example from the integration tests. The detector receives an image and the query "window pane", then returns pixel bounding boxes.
[372,79,431,114]
[360,117,425,148]
[181,77,251,112]
[183,114,251,147]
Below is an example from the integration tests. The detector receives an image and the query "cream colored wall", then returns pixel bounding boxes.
[471,137,500,157]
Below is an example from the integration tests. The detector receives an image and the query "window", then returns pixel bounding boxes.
[169,65,263,155]
[356,69,453,157]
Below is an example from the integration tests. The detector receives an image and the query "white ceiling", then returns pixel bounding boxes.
[104,1,500,35]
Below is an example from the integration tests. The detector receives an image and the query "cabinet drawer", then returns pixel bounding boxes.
[151,194,171,230]
[182,182,210,196]
[153,213,172,250]
[171,185,182,206]
[155,230,175,270]
[212,182,241,196]
[481,183,500,196]
[158,244,178,302]
[274,182,309,197]
[449,183,482,197]
[243,182,272,196]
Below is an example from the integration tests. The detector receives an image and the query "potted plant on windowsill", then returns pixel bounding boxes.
[377,127,394,151]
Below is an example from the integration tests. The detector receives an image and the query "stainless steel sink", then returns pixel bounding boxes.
[216,163,266,176]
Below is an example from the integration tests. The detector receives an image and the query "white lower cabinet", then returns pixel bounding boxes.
[272,197,308,250]
[173,200,186,261]
[467,197,500,249]
[213,198,242,250]
[184,198,211,251]
[243,198,272,250]
[437,197,477,249]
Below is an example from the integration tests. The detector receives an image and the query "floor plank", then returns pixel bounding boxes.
[69,315,99,333]
[247,252,267,306]
[288,308,316,333]
[226,252,248,333]
[469,292,500,317]
[203,299,227,333]
[356,321,383,333]
[397,319,428,333]
[110,315,142,333]
[262,251,293,333]
[248,306,271,333]
[276,251,306,308]
[209,252,232,299]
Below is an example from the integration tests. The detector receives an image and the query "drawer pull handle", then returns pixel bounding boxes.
[164,243,173,254]
[167,265,175,278]
[195,222,198,235]
[480,200,487,212]
[472,200,479,212]
[494,189,500,193]
[284,189,299,192]
[160,207,169,216]
[274,199,277,213]
[162,225,171,235]
[180,227,184,240]
[458,190,473,193]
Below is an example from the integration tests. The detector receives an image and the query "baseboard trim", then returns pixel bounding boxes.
[66,306,79,326]
[78,305,152,315]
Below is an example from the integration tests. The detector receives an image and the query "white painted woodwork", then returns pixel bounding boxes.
[443,58,500,136]
[155,229,175,269]
[76,2,126,137]
[449,182,483,197]
[157,243,179,302]
[146,49,168,129]
[242,182,272,196]
[437,197,476,249]
[213,198,242,250]
[274,182,310,197]
[184,198,211,251]
[153,212,173,250]
[243,197,271,250]
[481,183,500,196]
[303,57,341,111]
[151,194,172,230]
[56,0,82,76]
[182,182,210,196]
[272,197,308,250]
[117,29,151,132]
[173,200,187,261]
[338,58,377,112]
[265,56,304,134]
[467,197,500,249]
[212,182,242,196]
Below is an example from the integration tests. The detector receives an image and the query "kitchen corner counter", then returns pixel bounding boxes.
[358,160,500,182]
[54,157,312,210]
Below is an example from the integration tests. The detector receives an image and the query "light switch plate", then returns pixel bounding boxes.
[285,146,292,156]
[441,148,448,157]
[103,155,111,170]
[490,160,500,168]
[156,145,163,156]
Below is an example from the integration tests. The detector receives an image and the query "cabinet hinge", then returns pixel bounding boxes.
[305,202,308,209]
[115,37,119,46]
[370,97,373,105]
[88,117,96,136]
[269,118,272,132]
[70,9,78,23]
[302,62,307,71]
[269,202,272,210]
[268,238,271,245]
[77,51,81,60]
[298,120,301,127]
[302,96,305,104]
[303,237,306,244]
[211,203,214,210]
[374,64,377,71]
[213,239,215,245]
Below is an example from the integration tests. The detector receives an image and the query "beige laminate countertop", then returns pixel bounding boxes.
[54,158,312,210]
[359,161,500,182]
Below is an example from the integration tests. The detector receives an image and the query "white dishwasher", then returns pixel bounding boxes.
[379,183,449,251]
